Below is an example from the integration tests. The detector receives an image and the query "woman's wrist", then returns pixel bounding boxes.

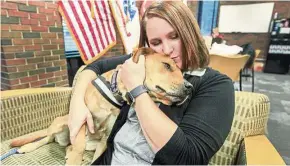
[135,92,149,104]
[127,82,144,92]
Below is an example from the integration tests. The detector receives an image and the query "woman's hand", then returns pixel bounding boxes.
[68,96,95,144]
[67,70,97,144]
[119,55,146,91]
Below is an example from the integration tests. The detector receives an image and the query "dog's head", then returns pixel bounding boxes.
[128,47,193,105]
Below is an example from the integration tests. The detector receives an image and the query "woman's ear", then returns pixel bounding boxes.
[132,47,155,63]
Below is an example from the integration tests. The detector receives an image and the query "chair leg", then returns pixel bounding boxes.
[239,70,242,91]
[252,68,254,92]
[245,68,248,81]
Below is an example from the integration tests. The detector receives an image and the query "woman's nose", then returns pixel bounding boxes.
[162,43,173,55]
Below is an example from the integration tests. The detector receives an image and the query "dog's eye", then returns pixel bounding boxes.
[163,62,172,71]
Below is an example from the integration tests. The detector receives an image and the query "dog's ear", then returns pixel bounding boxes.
[132,47,155,63]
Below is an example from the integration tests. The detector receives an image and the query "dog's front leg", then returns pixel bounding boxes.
[65,125,86,166]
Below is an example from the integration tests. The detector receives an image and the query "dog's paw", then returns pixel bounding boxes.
[65,146,84,166]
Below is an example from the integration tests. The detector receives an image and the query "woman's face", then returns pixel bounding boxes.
[146,17,183,69]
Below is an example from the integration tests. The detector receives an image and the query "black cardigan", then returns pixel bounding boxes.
[85,55,235,165]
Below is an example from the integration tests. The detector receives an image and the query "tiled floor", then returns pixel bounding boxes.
[237,71,290,164]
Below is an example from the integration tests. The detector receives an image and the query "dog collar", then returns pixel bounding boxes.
[110,70,125,103]
[92,75,124,109]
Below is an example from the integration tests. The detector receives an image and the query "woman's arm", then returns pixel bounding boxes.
[69,54,130,143]
[84,54,131,75]
[153,73,235,164]
[134,93,178,152]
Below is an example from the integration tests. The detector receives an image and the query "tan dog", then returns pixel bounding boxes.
[10,48,193,165]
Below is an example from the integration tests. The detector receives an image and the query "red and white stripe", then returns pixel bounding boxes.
[58,0,116,64]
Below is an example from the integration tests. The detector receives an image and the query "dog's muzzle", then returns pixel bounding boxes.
[176,80,193,106]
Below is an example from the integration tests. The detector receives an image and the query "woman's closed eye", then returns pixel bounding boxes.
[150,40,161,46]
[169,33,179,39]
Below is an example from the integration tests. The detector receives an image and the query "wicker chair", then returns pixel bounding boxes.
[0,67,285,165]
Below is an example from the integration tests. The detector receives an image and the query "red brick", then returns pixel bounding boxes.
[20,75,38,83]
[37,62,53,68]
[33,39,50,44]
[53,60,67,67]
[1,84,11,90]
[1,9,7,16]
[5,66,17,72]
[1,53,15,59]
[13,39,33,45]
[8,10,29,18]
[1,66,5,73]
[30,80,46,87]
[26,57,44,64]
[2,78,19,85]
[58,44,64,49]
[35,51,51,57]
[10,84,30,90]
[0,2,17,10]
[40,20,55,26]
[30,13,46,19]
[44,55,59,61]
[28,1,45,7]
[31,26,48,32]
[62,75,68,80]
[21,18,38,25]
[6,0,26,4]
[46,2,58,9]
[41,32,57,38]
[39,72,54,79]
[1,31,22,38]
[17,64,37,72]
[57,33,63,39]
[10,25,30,31]
[39,7,54,15]
[55,22,62,27]
[2,46,24,52]
[47,15,61,22]
[47,76,62,83]
[43,45,58,50]
[55,80,69,87]
[54,70,67,77]
[1,25,10,31]
[25,45,42,51]
[50,38,64,44]
[3,59,26,66]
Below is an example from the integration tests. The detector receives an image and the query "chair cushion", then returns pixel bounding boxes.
[209,91,270,165]
[1,139,94,165]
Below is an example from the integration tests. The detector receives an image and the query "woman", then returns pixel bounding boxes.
[69,1,234,165]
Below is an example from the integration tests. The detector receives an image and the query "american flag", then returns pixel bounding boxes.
[58,0,116,64]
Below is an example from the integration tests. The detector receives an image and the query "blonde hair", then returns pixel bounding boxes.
[139,1,209,70]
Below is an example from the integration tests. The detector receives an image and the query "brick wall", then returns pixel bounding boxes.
[1,0,69,90]
[218,1,290,60]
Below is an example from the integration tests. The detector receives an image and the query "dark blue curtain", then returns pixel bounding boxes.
[197,1,219,36]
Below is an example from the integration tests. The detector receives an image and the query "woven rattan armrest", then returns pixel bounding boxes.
[1,87,72,141]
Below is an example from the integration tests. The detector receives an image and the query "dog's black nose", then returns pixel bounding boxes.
[184,81,193,89]
[184,80,193,94]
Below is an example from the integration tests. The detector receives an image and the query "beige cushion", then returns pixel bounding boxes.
[209,91,270,165]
